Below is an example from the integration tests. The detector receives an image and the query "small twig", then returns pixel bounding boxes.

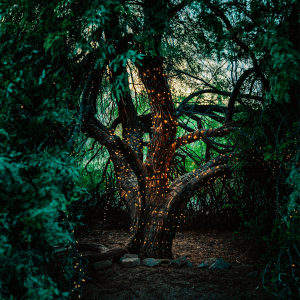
[236,246,252,263]
[53,126,68,144]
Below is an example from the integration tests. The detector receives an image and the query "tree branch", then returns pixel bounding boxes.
[110,113,153,139]
[37,133,55,152]
[168,154,233,210]
[171,70,226,93]
[68,67,96,149]
[225,67,255,124]
[206,2,250,53]
[176,89,229,118]
[177,105,224,123]
[202,138,228,154]
[174,84,263,121]
[82,118,148,197]
[206,2,270,93]
[177,120,232,154]
[174,124,236,150]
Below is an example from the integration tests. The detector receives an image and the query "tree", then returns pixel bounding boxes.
[67,0,300,261]
[1,0,299,297]
[75,0,237,259]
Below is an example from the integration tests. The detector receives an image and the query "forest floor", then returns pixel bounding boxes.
[70,223,273,300]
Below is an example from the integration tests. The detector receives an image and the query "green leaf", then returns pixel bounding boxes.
[39,70,46,85]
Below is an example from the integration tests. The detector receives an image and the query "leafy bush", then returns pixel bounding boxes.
[260,153,300,299]
[0,131,80,299]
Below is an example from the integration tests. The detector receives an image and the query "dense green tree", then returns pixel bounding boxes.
[0,1,108,299]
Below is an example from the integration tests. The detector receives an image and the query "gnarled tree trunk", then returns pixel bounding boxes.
[105,55,233,259]
[81,0,237,260]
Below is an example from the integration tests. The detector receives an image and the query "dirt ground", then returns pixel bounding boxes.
[68,223,273,300]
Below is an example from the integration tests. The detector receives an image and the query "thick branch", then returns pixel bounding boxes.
[225,68,255,124]
[175,85,262,120]
[136,56,178,172]
[82,119,148,197]
[111,113,156,135]
[176,89,228,118]
[202,138,229,154]
[177,104,225,123]
[184,104,237,114]
[168,154,232,210]
[174,125,236,150]
[177,121,232,154]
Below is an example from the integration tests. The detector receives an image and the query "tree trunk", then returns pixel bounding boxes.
[125,201,180,259]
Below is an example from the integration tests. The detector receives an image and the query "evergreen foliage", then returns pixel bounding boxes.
[0,1,97,298]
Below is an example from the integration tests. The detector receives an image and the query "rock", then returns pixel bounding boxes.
[93,260,113,271]
[209,258,231,270]
[118,255,193,269]
[120,257,141,268]
[83,248,128,263]
[159,259,173,264]
[196,257,231,270]
[203,258,218,266]
[246,271,259,278]
[182,260,193,268]
[196,263,208,269]
[168,256,190,268]
[233,265,255,274]
[196,257,218,269]
[119,253,139,263]
[76,243,109,252]
[141,258,162,267]
[85,248,241,277]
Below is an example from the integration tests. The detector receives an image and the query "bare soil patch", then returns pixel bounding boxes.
[71,224,271,300]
